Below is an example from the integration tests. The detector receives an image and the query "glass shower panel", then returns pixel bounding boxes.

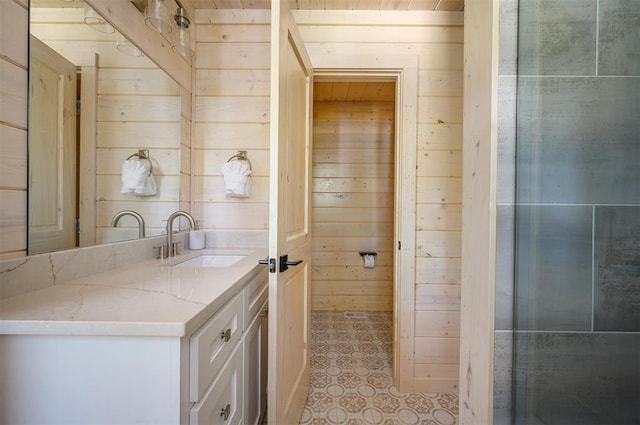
[512,1,640,424]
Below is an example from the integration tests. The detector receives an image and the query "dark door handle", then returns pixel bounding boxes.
[279,254,303,272]
[259,257,276,273]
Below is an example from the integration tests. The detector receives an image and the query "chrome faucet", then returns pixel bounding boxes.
[165,210,198,257]
[110,210,145,239]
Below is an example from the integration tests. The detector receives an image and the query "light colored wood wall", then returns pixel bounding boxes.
[297,9,463,394]
[193,8,463,393]
[30,9,182,241]
[311,95,395,312]
[192,10,271,237]
[0,0,28,259]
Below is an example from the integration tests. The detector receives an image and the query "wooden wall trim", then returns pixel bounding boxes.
[293,9,463,26]
[79,61,97,247]
[459,1,499,423]
[86,0,192,91]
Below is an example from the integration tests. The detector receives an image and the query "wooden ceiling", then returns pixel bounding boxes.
[32,0,463,11]
[314,82,396,102]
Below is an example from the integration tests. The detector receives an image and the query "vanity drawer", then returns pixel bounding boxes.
[190,342,243,425]
[243,269,268,329]
[190,292,244,402]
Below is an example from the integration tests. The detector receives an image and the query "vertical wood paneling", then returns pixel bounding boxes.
[459,2,498,422]
[311,97,395,312]
[0,0,28,257]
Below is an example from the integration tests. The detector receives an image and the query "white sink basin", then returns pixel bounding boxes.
[172,254,246,268]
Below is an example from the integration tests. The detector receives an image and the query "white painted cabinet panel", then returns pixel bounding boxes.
[190,342,244,425]
[243,299,269,425]
[190,292,244,402]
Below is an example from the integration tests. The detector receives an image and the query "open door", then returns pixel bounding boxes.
[28,36,77,254]
[267,0,314,423]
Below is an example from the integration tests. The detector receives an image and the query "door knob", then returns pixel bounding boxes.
[279,254,303,272]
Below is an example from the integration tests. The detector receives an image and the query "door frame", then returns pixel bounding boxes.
[312,54,418,391]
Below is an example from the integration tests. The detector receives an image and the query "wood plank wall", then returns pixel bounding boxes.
[295,10,463,393]
[0,0,28,259]
[311,91,395,311]
[192,10,271,241]
[29,9,182,242]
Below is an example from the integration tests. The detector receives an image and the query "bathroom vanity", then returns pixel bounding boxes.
[0,248,268,425]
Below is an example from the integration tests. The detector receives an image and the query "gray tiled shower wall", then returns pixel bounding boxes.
[495,0,640,423]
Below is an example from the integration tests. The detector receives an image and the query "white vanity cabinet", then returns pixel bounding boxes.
[188,267,269,425]
[0,264,269,425]
[242,274,269,425]
[189,292,244,424]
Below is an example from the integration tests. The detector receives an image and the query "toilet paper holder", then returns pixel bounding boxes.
[359,252,378,257]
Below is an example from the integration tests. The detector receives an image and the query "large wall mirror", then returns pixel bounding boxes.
[29,0,184,255]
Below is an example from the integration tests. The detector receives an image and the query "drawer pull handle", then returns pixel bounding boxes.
[220,403,231,420]
[221,328,231,342]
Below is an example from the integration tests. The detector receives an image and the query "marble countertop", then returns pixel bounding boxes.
[0,248,268,338]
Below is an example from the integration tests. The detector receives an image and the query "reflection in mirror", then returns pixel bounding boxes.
[29,0,182,255]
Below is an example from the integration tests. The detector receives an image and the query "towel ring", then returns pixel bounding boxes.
[127,149,153,175]
[226,150,252,171]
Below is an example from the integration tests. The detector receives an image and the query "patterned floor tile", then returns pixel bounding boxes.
[301,311,458,425]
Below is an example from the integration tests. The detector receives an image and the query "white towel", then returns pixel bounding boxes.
[135,172,157,197]
[221,160,251,198]
[121,158,157,196]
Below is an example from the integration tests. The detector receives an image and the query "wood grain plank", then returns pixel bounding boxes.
[195,96,270,123]
[313,222,394,237]
[195,43,270,70]
[1,0,28,67]
[415,257,461,284]
[415,310,460,337]
[312,237,394,252]
[416,177,462,203]
[0,126,27,190]
[417,123,463,150]
[415,230,461,258]
[98,95,181,122]
[312,280,393,296]
[415,283,461,311]
[416,204,462,231]
[414,337,460,364]
[312,295,393,312]
[0,62,27,128]
[194,123,270,149]
[312,207,394,223]
[313,178,394,193]
[312,265,393,281]
[195,70,270,96]
[312,251,394,266]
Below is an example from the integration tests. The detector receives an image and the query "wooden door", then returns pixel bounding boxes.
[267,0,314,423]
[28,36,77,254]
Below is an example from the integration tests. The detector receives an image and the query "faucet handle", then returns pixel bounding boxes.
[171,241,183,256]
[154,245,167,259]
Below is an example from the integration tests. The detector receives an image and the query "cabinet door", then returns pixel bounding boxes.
[243,300,268,425]
[190,293,244,401]
[190,342,243,425]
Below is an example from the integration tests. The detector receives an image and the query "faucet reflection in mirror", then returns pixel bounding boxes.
[110,210,146,239]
